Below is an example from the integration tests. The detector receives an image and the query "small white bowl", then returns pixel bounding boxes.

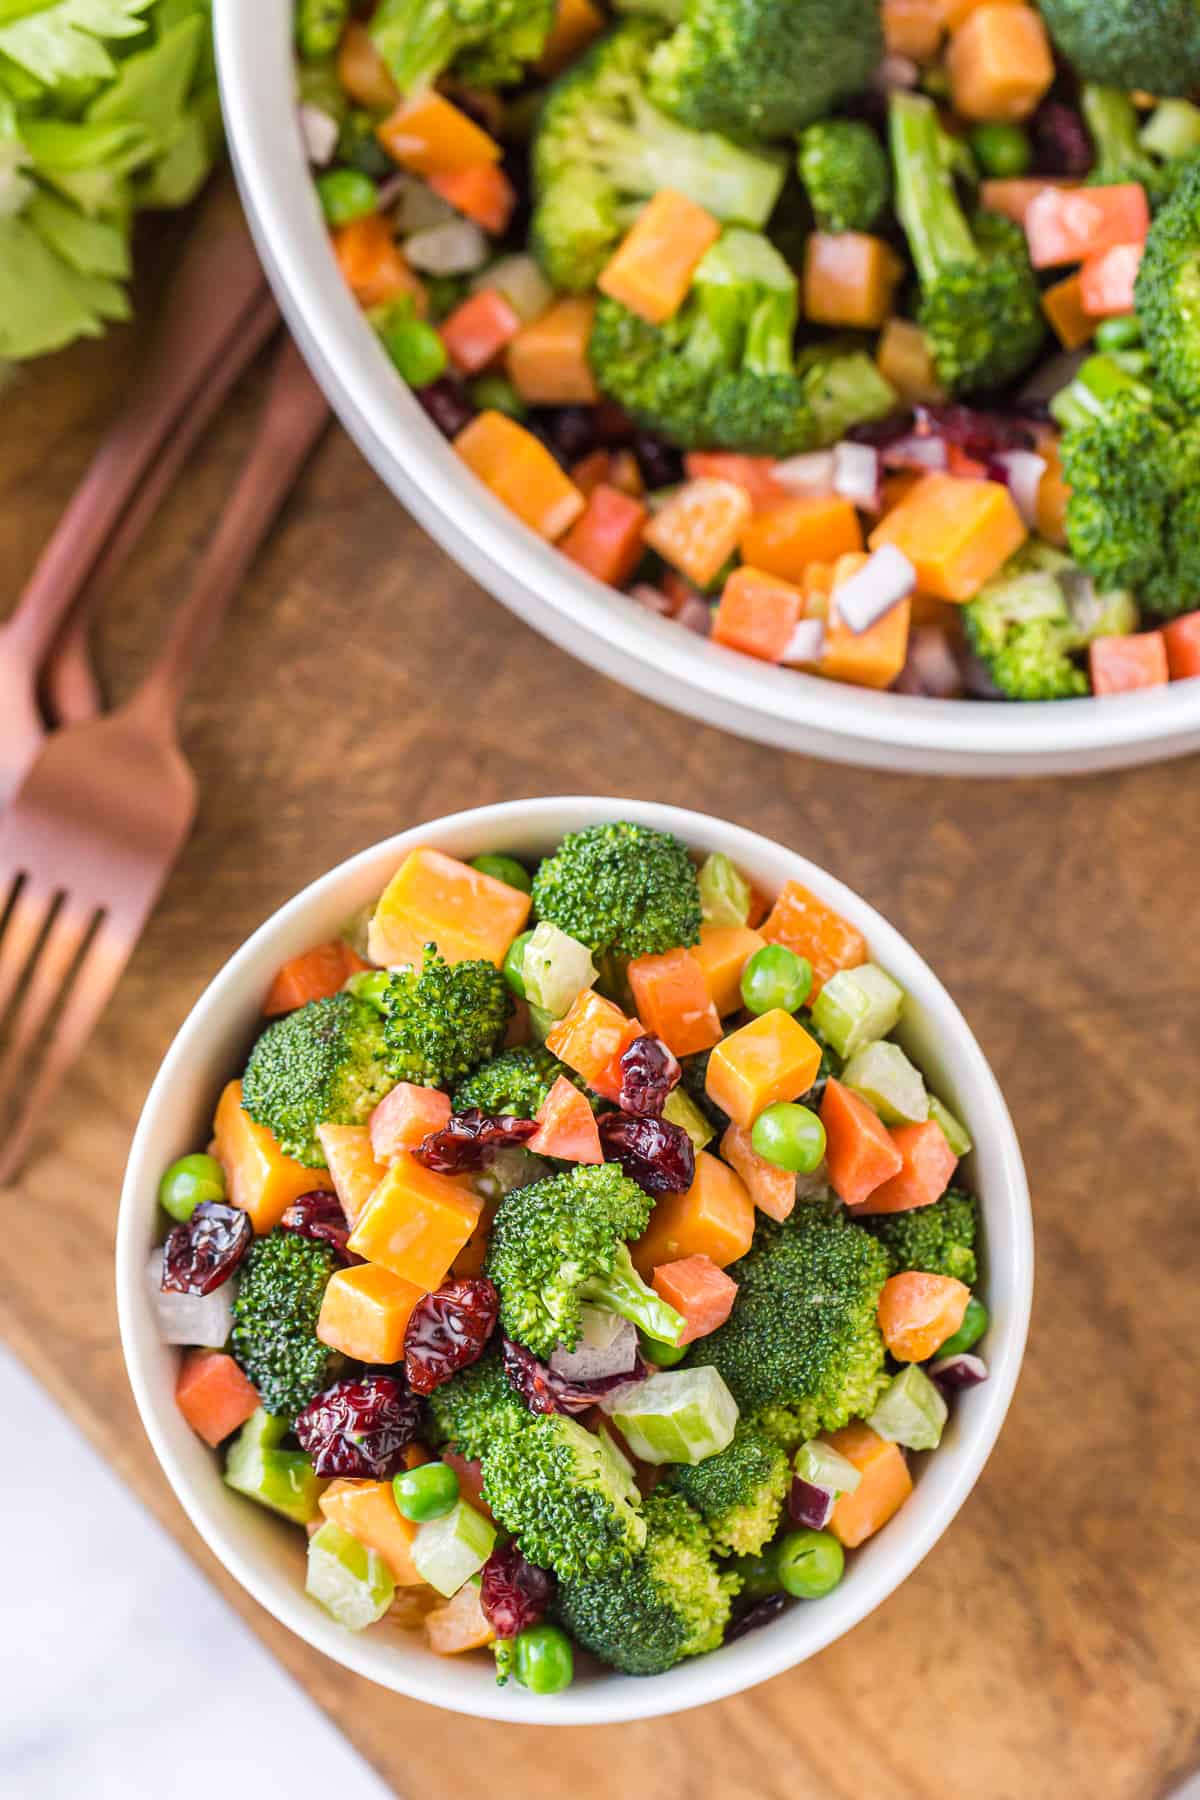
[213,0,1200,777]
[117,797,1033,1723]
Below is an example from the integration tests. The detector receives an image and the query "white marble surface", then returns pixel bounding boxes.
[0,1345,395,1800]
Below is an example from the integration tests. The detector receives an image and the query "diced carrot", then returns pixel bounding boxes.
[1089,631,1169,695]
[455,409,586,541]
[939,0,1023,27]
[816,551,913,689]
[804,232,904,330]
[643,478,753,588]
[720,1122,795,1222]
[336,21,398,111]
[427,164,516,235]
[854,1118,958,1214]
[1035,438,1069,547]
[760,882,868,995]
[607,448,644,497]
[631,1150,755,1278]
[1040,271,1094,351]
[685,453,791,511]
[651,1255,738,1344]
[825,1423,913,1548]
[712,565,805,663]
[263,940,370,1016]
[370,1083,453,1161]
[440,288,521,375]
[688,923,766,1016]
[320,1479,423,1585]
[316,1123,388,1226]
[877,318,947,406]
[451,1194,498,1278]
[628,946,723,1058]
[980,176,1078,228]
[560,483,649,585]
[884,0,945,58]
[368,843,532,968]
[506,294,599,405]
[213,1080,320,1234]
[705,1009,822,1130]
[347,1153,482,1289]
[377,92,502,176]
[545,989,643,1102]
[527,1075,604,1163]
[741,495,863,584]
[441,1450,492,1519]
[317,1262,426,1363]
[425,1578,496,1653]
[598,190,722,324]
[1079,242,1143,317]
[946,445,988,480]
[535,0,606,75]
[877,1271,971,1361]
[820,1078,904,1208]
[570,449,611,497]
[1024,184,1151,270]
[869,472,1027,601]
[175,1351,260,1448]
[332,214,427,312]
[946,3,1054,122]
[1163,611,1200,679]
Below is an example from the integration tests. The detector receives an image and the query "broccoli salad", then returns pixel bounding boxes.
[294,0,1200,703]
[153,822,991,1694]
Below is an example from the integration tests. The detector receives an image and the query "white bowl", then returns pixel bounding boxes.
[117,797,1033,1723]
[213,0,1200,777]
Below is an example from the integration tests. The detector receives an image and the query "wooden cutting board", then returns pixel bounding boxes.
[1,227,1197,1800]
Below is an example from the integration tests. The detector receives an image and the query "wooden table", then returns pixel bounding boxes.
[2,227,1198,1800]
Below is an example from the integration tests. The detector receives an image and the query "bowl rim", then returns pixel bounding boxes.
[117,795,1034,1724]
[212,0,1200,777]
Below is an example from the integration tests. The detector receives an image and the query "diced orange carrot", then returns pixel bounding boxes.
[332,214,427,312]
[505,294,598,405]
[368,844,532,968]
[560,483,649,585]
[945,445,988,480]
[427,163,515,235]
[643,478,753,588]
[175,1351,260,1448]
[370,1084,453,1161]
[317,1262,426,1363]
[869,472,1026,601]
[598,188,722,324]
[347,1153,482,1289]
[1035,438,1069,548]
[545,989,643,1102]
[877,1271,971,1361]
[705,1009,822,1130]
[877,318,947,406]
[213,1080,320,1234]
[939,0,1023,27]
[760,882,868,995]
[884,0,945,57]
[336,21,398,111]
[817,552,913,690]
[720,1122,796,1222]
[455,410,586,541]
[320,1479,423,1585]
[631,1150,755,1278]
[1040,271,1094,350]
[263,941,370,1015]
[1079,241,1143,317]
[1089,631,1169,695]
[804,232,904,330]
[820,1078,904,1207]
[947,3,1054,121]
[685,453,792,511]
[628,946,723,1058]
[527,1075,604,1163]
[712,565,805,663]
[607,448,644,497]
[825,1423,913,1548]
[980,176,1078,227]
[651,1255,738,1343]
[441,1450,492,1519]
[451,1194,498,1278]
[1024,184,1151,269]
[688,923,766,1016]
[741,495,863,584]
[570,449,611,497]
[440,288,521,374]
[854,1118,958,1214]
[316,1124,388,1226]
[425,1578,497,1653]
[535,0,606,75]
[1163,611,1200,679]
[377,92,502,176]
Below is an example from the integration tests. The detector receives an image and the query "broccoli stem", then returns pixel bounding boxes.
[370,0,463,93]
[600,94,785,229]
[1081,84,1143,177]
[890,92,977,286]
[1049,351,1151,430]
[579,1245,686,1347]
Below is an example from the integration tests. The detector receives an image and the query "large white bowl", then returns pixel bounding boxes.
[213,0,1200,777]
[117,797,1033,1723]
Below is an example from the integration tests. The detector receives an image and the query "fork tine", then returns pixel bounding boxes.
[0,879,59,1029]
[0,899,95,1117]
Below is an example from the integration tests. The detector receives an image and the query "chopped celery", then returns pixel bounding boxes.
[607,1366,738,1465]
[662,1085,716,1150]
[224,1409,326,1524]
[811,963,904,1060]
[306,1520,395,1629]
[697,853,751,928]
[1140,99,1200,160]
[471,1147,551,1203]
[527,1001,557,1043]
[842,1040,929,1126]
[794,1439,862,1496]
[412,1498,497,1596]
[868,1365,947,1452]
[928,1094,973,1157]
[522,922,597,1019]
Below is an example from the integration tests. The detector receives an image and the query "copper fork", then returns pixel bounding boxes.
[0,336,331,1184]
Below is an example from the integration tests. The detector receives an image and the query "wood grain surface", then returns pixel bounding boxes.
[1,218,1197,1800]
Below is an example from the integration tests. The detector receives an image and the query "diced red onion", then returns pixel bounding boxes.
[883,433,949,472]
[550,1316,639,1382]
[470,253,554,325]
[773,449,836,495]
[628,582,674,616]
[789,1476,836,1529]
[404,218,489,275]
[834,544,917,635]
[990,450,1046,528]
[1060,566,1102,633]
[873,53,919,91]
[297,104,339,166]
[833,441,882,512]
[676,595,713,636]
[893,624,964,698]
[781,618,826,665]
[385,173,457,233]
[929,1353,989,1390]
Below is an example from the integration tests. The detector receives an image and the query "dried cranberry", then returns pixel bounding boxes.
[480,1543,555,1638]
[914,404,1034,458]
[414,1109,538,1174]
[415,376,475,439]
[293,1373,421,1478]
[404,1277,499,1395]
[279,1191,362,1264]
[592,400,635,446]
[598,1112,695,1195]
[161,1202,251,1295]
[632,430,684,490]
[1031,99,1093,176]
[501,1338,646,1415]
[846,409,915,448]
[618,1033,681,1118]
[726,1593,789,1642]
[541,405,597,463]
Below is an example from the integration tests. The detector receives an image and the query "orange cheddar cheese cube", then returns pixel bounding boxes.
[347,1153,482,1290]
[740,495,863,584]
[213,1080,321,1234]
[946,2,1054,122]
[451,1194,499,1279]
[704,1009,822,1130]
[367,844,532,969]
[320,1479,423,1585]
[688,924,766,1016]
[628,946,722,1058]
[598,188,721,324]
[455,411,586,542]
[316,1123,388,1227]
[545,988,643,1102]
[803,231,903,329]
[825,1423,913,1548]
[819,554,913,691]
[869,472,1026,601]
[761,880,868,995]
[317,1262,426,1363]
[631,1150,755,1279]
[377,91,502,175]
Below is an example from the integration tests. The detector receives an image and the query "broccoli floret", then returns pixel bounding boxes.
[380,945,511,1088]
[557,1489,739,1674]
[241,992,391,1168]
[369,0,553,95]
[485,1162,685,1357]
[1081,86,1170,205]
[1038,0,1200,99]
[962,540,1139,701]
[531,820,701,964]
[231,1231,340,1421]
[664,1421,790,1555]
[859,1188,979,1285]
[530,21,785,291]
[423,1345,529,1460]
[481,1411,647,1578]
[1135,157,1200,414]
[452,1044,600,1118]
[694,1205,890,1437]
[644,0,882,142]
[890,91,1045,396]
[797,119,890,233]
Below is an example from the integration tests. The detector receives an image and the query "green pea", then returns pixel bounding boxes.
[158,1152,226,1223]
[468,375,527,420]
[372,300,449,387]
[638,1328,688,1367]
[776,1529,844,1600]
[936,1293,989,1357]
[512,1623,574,1694]
[1095,314,1143,353]
[503,929,534,1000]
[740,944,812,1016]
[392,1461,460,1523]
[968,121,1031,178]
[315,168,379,227]
[751,1102,826,1174]
[471,854,532,893]
[728,1548,781,1602]
[423,273,469,324]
